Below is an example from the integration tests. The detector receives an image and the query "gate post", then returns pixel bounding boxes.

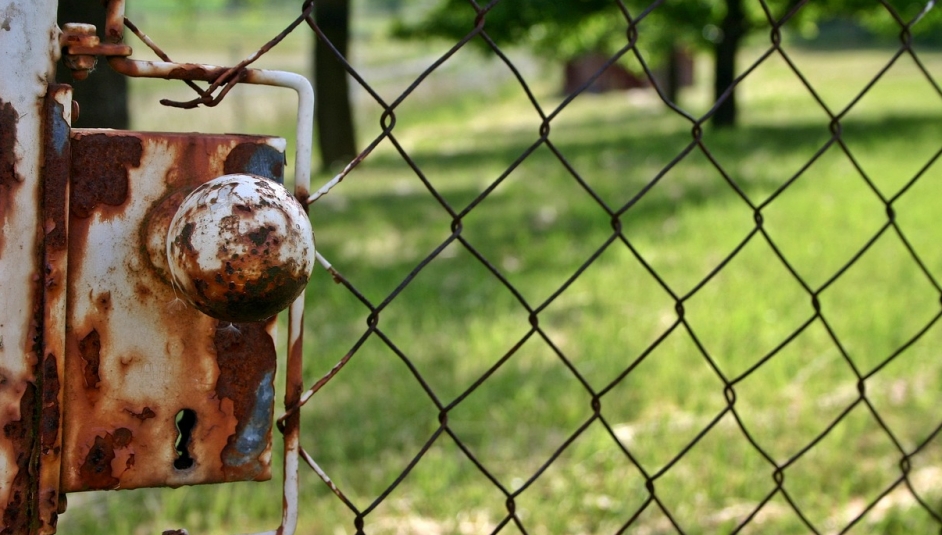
[0,1,64,533]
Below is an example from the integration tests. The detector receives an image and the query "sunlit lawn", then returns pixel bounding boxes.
[57,4,942,534]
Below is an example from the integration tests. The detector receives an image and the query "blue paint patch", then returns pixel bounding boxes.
[225,142,285,184]
[52,102,69,156]
[246,146,285,184]
[224,370,275,467]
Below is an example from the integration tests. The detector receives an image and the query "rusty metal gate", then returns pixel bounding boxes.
[3,0,942,534]
[1,1,316,532]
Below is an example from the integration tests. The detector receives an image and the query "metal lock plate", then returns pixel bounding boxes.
[61,130,286,491]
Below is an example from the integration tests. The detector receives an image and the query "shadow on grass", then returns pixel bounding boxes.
[298,111,942,507]
[354,112,940,215]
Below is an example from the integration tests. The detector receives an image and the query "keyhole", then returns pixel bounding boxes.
[173,409,196,470]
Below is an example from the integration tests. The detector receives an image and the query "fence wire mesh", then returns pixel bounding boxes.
[125,0,942,532]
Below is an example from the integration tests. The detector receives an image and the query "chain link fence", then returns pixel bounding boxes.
[117,0,942,532]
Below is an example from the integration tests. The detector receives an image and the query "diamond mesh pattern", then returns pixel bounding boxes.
[129,0,942,532]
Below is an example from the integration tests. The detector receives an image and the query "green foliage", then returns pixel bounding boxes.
[395,0,612,57]
[393,0,717,69]
[802,0,942,42]
[397,0,942,62]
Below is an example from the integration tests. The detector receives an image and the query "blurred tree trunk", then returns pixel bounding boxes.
[712,0,746,128]
[313,0,357,170]
[665,45,681,105]
[56,0,129,129]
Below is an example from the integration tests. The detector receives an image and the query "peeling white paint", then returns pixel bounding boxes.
[0,0,59,521]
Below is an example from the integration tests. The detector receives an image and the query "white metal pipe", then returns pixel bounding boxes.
[244,69,314,196]
[243,68,312,535]
[105,60,314,196]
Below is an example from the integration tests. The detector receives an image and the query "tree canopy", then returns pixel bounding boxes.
[397,0,941,126]
[397,0,707,62]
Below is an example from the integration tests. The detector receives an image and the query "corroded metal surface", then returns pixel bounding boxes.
[59,16,133,82]
[61,130,286,492]
[103,0,125,44]
[58,23,98,81]
[58,5,316,532]
[0,0,61,532]
[37,85,72,535]
[166,174,315,323]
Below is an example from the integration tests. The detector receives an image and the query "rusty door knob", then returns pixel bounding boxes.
[165,174,315,323]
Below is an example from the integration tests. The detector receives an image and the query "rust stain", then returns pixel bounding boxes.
[139,136,285,288]
[0,99,20,254]
[78,329,101,390]
[38,86,72,533]
[0,100,18,187]
[40,354,60,453]
[287,305,305,405]
[113,428,132,447]
[95,291,111,311]
[168,65,227,81]
[169,175,309,322]
[70,133,142,219]
[1,382,37,535]
[76,438,116,489]
[37,354,61,532]
[63,132,282,491]
[223,142,285,183]
[214,319,275,480]
[107,58,243,84]
[125,407,156,421]
[189,265,308,323]
[295,186,311,204]
[78,428,133,490]
[140,188,193,285]
[6,240,47,533]
[165,64,246,84]
[166,150,308,323]
[177,222,195,252]
[104,0,125,44]
[42,89,70,253]
[134,281,153,299]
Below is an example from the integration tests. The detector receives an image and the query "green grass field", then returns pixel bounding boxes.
[56,4,942,534]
